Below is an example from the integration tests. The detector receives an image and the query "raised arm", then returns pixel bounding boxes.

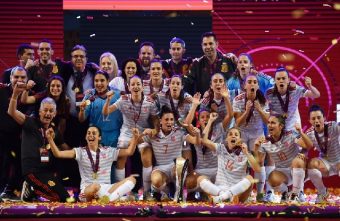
[102,90,118,115]
[78,100,87,122]
[201,112,218,152]
[185,125,201,145]
[118,128,140,157]
[8,83,27,125]
[304,76,320,98]
[254,100,269,124]
[295,123,313,150]
[221,87,233,129]
[184,92,201,125]
[240,143,261,173]
[253,136,266,165]
[234,100,253,127]
[46,128,75,159]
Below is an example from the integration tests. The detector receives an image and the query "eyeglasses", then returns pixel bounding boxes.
[72,55,86,59]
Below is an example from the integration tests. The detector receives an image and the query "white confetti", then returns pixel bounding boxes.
[76,16,81,19]
[90,34,96,38]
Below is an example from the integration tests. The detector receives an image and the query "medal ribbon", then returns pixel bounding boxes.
[314,123,328,155]
[85,146,100,175]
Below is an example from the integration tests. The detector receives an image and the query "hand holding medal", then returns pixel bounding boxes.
[106,90,114,101]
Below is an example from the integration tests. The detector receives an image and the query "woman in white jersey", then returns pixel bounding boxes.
[45,126,140,202]
[103,76,159,183]
[199,113,261,204]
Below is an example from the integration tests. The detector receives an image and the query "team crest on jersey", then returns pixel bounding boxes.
[237,156,243,162]
[171,136,176,141]
[143,107,148,112]
[221,62,228,73]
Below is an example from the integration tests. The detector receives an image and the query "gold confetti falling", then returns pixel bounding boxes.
[62,177,70,181]
[331,39,338,45]
[47,180,55,187]
[11,151,16,157]
[291,9,306,19]
[334,3,340,10]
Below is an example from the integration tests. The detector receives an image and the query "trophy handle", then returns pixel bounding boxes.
[174,157,189,203]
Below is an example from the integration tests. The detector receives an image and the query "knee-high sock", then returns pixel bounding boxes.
[220,178,251,201]
[308,169,326,194]
[97,186,108,198]
[254,167,266,193]
[199,179,220,196]
[265,165,275,192]
[292,168,305,194]
[142,167,152,193]
[109,180,135,201]
[115,168,125,182]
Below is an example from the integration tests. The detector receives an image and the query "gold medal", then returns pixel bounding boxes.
[85,100,91,106]
[46,144,51,150]
[282,113,288,118]
[52,65,58,74]
[74,87,80,93]
[92,172,98,179]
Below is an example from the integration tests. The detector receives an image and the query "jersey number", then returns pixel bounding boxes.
[225,160,234,171]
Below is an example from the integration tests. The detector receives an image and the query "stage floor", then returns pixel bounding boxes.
[0,200,339,220]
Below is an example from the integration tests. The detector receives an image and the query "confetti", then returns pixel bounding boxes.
[11,151,16,157]
[48,180,55,187]
[134,38,139,43]
[86,16,94,20]
[298,49,304,53]
[190,22,194,25]
[292,29,304,35]
[36,211,45,216]
[76,16,81,19]
[62,177,70,181]
[334,3,340,10]
[264,30,270,33]
[37,15,41,18]
[102,14,109,17]
[323,3,332,7]
[291,9,305,19]
[203,0,209,3]
[90,34,96,38]
[331,39,338,45]
[245,10,253,14]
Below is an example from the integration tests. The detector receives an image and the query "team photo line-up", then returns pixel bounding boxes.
[0,31,338,205]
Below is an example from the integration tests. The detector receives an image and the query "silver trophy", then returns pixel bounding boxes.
[174,157,189,203]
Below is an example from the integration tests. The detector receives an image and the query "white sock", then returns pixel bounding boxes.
[229,177,252,196]
[115,168,125,182]
[265,166,275,192]
[199,179,220,196]
[97,185,108,197]
[151,182,166,193]
[143,167,152,193]
[254,167,266,194]
[308,169,326,195]
[109,180,135,201]
[292,168,305,194]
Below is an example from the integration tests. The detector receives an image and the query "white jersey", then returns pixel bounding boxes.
[75,146,119,190]
[200,97,228,124]
[115,94,158,138]
[158,92,192,123]
[259,131,300,168]
[109,76,128,93]
[195,122,225,170]
[306,121,340,164]
[143,128,189,166]
[214,143,248,188]
[233,92,269,135]
[265,85,306,130]
[142,79,170,96]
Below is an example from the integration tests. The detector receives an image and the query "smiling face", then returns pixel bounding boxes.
[267,116,284,137]
[275,70,290,94]
[244,75,259,96]
[10,69,27,87]
[202,36,218,59]
[170,76,182,98]
[38,42,53,63]
[71,49,87,71]
[139,46,155,68]
[169,42,185,62]
[210,74,225,94]
[198,110,210,128]
[225,128,241,149]
[86,126,101,147]
[128,77,143,95]
[309,110,325,133]
[237,55,252,78]
[160,112,175,134]
[124,61,137,79]
[100,56,114,75]
[49,79,63,97]
[39,103,56,126]
[94,74,108,94]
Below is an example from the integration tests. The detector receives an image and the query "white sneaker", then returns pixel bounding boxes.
[315,190,329,204]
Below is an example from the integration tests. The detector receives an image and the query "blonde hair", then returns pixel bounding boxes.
[99,52,119,79]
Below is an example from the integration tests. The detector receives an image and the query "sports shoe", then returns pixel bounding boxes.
[0,191,21,202]
[280,191,289,203]
[20,181,36,202]
[212,195,223,204]
[315,190,329,204]
[289,191,306,203]
[264,190,275,203]
[256,192,265,202]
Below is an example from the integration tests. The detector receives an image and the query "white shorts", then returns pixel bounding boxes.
[117,138,149,151]
[319,158,339,176]
[153,163,175,181]
[79,183,112,202]
[195,168,217,182]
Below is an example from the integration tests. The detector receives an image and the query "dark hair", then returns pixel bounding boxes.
[269,114,286,127]
[309,104,325,117]
[121,58,142,81]
[201,32,217,43]
[88,125,102,137]
[245,74,266,106]
[170,37,186,48]
[167,75,185,108]
[94,70,109,80]
[275,66,289,78]
[39,39,53,48]
[139,41,155,51]
[71,44,87,55]
[129,75,142,85]
[227,127,242,138]
[16,44,34,59]
[206,73,226,108]
[46,75,69,118]
[160,105,174,118]
[150,58,162,67]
